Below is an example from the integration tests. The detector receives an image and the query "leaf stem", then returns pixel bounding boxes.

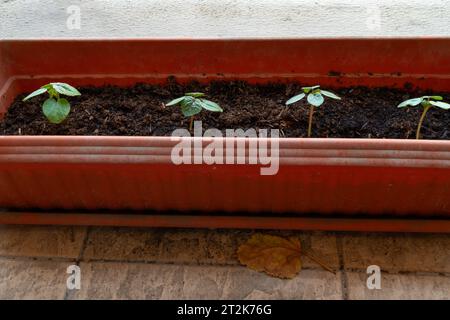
[307,105,314,138]
[416,105,431,140]
[189,116,194,132]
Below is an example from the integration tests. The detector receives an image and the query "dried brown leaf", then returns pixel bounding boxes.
[237,234,302,279]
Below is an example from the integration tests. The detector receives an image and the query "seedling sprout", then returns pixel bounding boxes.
[397,96,450,139]
[286,85,341,137]
[166,92,223,131]
[22,83,81,124]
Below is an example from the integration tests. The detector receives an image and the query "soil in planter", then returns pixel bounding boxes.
[1,79,450,139]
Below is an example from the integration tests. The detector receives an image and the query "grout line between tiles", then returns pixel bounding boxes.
[77,226,92,263]
[343,268,450,277]
[0,255,77,263]
[63,226,91,300]
[56,258,336,273]
[2,254,447,277]
[336,235,349,300]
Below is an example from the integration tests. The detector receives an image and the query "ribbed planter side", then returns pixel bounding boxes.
[0,136,448,216]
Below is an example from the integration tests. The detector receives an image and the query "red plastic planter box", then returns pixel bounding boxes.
[0,38,450,232]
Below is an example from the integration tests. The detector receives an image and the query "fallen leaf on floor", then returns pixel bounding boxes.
[237,234,302,279]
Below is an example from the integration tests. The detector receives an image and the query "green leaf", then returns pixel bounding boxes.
[430,100,450,110]
[180,96,195,107]
[42,98,70,124]
[321,90,341,100]
[307,93,324,107]
[429,96,443,101]
[200,99,223,112]
[421,100,432,108]
[397,97,424,108]
[185,92,205,98]
[302,85,320,93]
[285,93,306,105]
[44,86,58,98]
[181,100,202,117]
[166,96,186,106]
[51,83,81,97]
[22,88,48,101]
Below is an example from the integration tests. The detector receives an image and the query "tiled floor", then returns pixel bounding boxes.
[0,225,448,300]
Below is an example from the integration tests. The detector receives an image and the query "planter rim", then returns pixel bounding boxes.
[1,211,449,233]
[1,136,449,168]
[1,135,450,146]
[2,37,450,42]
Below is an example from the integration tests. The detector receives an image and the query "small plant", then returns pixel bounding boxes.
[166,92,223,131]
[397,95,450,139]
[285,85,341,137]
[22,83,81,124]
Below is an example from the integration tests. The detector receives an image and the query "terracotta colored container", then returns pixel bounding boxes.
[1,38,450,232]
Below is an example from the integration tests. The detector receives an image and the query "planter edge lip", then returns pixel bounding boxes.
[0,135,449,148]
[0,136,449,168]
[2,36,450,43]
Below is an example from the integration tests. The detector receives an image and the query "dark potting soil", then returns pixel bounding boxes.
[1,79,450,139]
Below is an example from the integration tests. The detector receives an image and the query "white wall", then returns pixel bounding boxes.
[1,0,449,38]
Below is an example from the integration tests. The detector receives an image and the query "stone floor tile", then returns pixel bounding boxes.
[82,227,164,262]
[346,271,450,300]
[0,257,72,300]
[70,262,342,300]
[0,225,87,259]
[158,229,212,264]
[341,233,450,273]
[83,228,339,271]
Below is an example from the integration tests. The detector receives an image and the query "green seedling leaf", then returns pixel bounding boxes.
[22,88,48,101]
[429,96,443,101]
[321,90,341,100]
[302,85,320,94]
[200,99,223,112]
[45,86,59,98]
[51,83,81,96]
[166,92,222,130]
[397,97,424,108]
[285,93,305,105]
[422,100,432,107]
[43,98,71,124]
[307,93,324,107]
[23,82,80,124]
[181,100,202,117]
[301,87,311,93]
[430,100,450,110]
[166,96,186,106]
[180,96,195,106]
[301,87,310,93]
[185,92,205,98]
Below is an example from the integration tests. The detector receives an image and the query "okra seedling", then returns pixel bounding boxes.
[22,83,81,124]
[397,96,450,139]
[166,92,223,131]
[285,85,341,137]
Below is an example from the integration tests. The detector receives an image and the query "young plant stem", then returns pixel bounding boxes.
[307,105,314,138]
[189,116,194,132]
[416,105,431,140]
